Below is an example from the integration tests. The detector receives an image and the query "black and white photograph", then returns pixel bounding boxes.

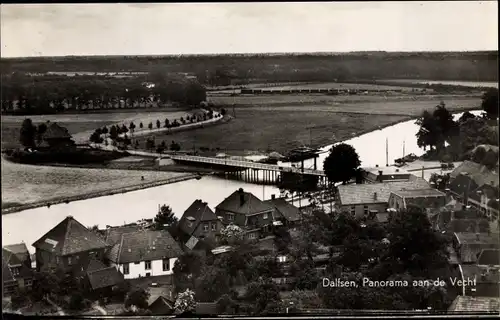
[1,1,499,317]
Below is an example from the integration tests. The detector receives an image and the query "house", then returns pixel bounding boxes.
[41,122,76,149]
[448,296,500,313]
[104,224,144,245]
[335,178,430,218]
[263,195,302,227]
[148,295,174,315]
[467,183,499,219]
[106,229,183,279]
[362,165,412,183]
[215,188,275,240]
[388,188,447,211]
[452,233,499,264]
[2,243,33,296]
[32,216,110,275]
[84,258,124,297]
[178,200,223,243]
[458,264,499,297]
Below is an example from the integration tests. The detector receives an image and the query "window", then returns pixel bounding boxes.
[187,221,193,228]
[227,214,234,221]
[203,224,209,232]
[67,257,73,265]
[56,256,60,264]
[350,206,356,215]
[12,267,19,276]
[163,259,170,271]
[211,223,217,231]
[146,272,151,277]
[145,260,151,270]
[123,264,129,275]
[248,233,256,239]
[363,206,369,215]
[263,213,269,219]
[25,279,32,286]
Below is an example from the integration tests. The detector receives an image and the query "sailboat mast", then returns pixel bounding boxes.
[386,137,389,167]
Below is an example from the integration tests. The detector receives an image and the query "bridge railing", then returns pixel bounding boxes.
[171,155,325,176]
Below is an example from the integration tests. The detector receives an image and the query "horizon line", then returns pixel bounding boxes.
[2,49,498,59]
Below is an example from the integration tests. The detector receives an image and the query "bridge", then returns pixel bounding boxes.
[170,154,326,177]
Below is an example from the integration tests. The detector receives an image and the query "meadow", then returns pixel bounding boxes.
[1,158,188,208]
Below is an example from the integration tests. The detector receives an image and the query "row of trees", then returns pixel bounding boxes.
[19,118,50,148]
[415,89,499,164]
[1,71,207,114]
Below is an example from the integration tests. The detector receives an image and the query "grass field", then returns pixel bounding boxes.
[249,82,422,91]
[208,93,481,107]
[1,110,193,148]
[1,158,188,206]
[135,95,481,154]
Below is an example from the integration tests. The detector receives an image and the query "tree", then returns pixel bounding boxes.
[148,122,153,130]
[121,124,129,134]
[164,118,170,128]
[416,110,439,151]
[31,270,62,300]
[19,118,36,148]
[145,138,156,151]
[195,267,231,302]
[170,141,181,152]
[173,252,206,293]
[481,88,499,119]
[220,108,227,116]
[219,224,245,244]
[102,126,109,137]
[139,122,144,129]
[323,143,361,185]
[109,125,118,140]
[243,278,281,315]
[156,119,161,129]
[129,121,136,132]
[174,289,196,314]
[458,111,476,124]
[153,204,178,230]
[125,288,150,310]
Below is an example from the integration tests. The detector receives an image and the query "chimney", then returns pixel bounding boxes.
[373,192,378,201]
[476,233,480,241]
[271,194,276,200]
[378,170,383,176]
[239,189,245,206]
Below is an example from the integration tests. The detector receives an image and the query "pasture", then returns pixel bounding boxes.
[1,158,188,207]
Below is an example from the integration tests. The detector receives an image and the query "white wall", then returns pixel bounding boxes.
[113,257,178,279]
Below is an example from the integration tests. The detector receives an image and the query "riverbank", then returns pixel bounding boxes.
[1,171,200,215]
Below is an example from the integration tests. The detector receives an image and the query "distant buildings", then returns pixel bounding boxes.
[41,122,76,149]
[362,165,412,183]
[178,200,223,245]
[388,188,446,211]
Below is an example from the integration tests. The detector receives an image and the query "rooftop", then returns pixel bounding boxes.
[460,264,500,284]
[43,122,73,140]
[455,232,499,245]
[107,229,183,264]
[87,266,124,290]
[179,200,218,236]
[337,179,430,205]
[393,188,446,198]
[264,197,301,222]
[33,216,109,256]
[216,188,274,215]
[451,160,499,188]
[363,165,410,176]
[477,249,500,266]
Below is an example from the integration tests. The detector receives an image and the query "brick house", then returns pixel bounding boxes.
[2,243,33,296]
[106,229,183,279]
[32,216,110,275]
[263,195,302,227]
[215,188,275,240]
[178,200,223,244]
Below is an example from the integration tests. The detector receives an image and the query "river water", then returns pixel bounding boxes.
[2,110,484,252]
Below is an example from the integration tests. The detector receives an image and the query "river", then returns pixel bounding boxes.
[2,110,484,252]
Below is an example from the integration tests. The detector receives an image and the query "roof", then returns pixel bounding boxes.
[449,296,500,313]
[107,230,183,264]
[455,233,500,263]
[455,233,499,246]
[264,198,301,222]
[105,224,143,245]
[449,173,480,197]
[450,161,499,188]
[363,166,410,176]
[87,266,124,290]
[460,265,500,284]
[2,252,15,283]
[86,258,107,273]
[43,122,72,140]
[33,216,109,256]
[3,243,30,265]
[338,179,430,206]
[477,249,500,266]
[216,188,274,215]
[179,200,218,236]
[392,188,445,199]
[149,296,174,315]
[469,184,500,203]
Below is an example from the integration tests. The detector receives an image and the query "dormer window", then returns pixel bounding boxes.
[204,224,209,232]
[263,213,269,220]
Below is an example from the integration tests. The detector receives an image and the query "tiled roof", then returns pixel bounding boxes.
[393,188,445,198]
[264,198,301,222]
[33,216,109,256]
[449,174,479,198]
[469,184,499,203]
[105,224,143,245]
[3,243,30,263]
[107,230,183,264]
[179,200,218,236]
[86,258,107,273]
[87,266,124,290]
[216,189,274,215]
[449,296,500,313]
[455,233,500,263]
[43,122,72,140]
[2,251,15,283]
[338,179,430,206]
[149,296,174,315]
[477,249,500,266]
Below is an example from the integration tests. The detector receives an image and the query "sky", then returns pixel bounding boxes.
[1,2,498,57]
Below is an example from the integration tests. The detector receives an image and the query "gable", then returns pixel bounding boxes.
[216,189,274,215]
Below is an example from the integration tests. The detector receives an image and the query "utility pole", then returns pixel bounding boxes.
[386,137,389,167]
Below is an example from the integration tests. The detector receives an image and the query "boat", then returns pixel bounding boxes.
[394,153,418,164]
[283,146,320,162]
[257,157,278,164]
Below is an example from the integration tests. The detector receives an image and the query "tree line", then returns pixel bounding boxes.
[1,71,207,115]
